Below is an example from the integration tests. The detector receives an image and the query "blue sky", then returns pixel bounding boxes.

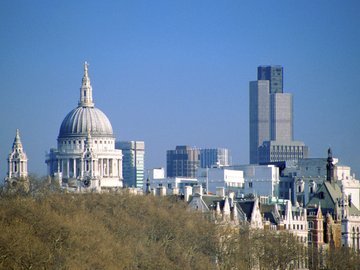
[1,1,360,180]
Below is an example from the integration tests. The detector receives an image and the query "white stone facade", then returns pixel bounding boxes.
[6,129,28,180]
[4,129,29,190]
[196,167,244,194]
[232,164,279,197]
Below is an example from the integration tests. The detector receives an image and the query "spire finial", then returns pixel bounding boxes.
[12,129,23,151]
[84,61,89,76]
[79,61,94,107]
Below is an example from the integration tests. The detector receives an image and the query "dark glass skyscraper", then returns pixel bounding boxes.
[257,65,283,94]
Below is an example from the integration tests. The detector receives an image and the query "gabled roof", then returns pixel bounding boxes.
[307,181,340,211]
[307,180,360,216]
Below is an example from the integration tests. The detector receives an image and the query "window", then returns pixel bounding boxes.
[249,182,253,188]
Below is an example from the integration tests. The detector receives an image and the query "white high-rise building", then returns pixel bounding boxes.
[46,63,123,191]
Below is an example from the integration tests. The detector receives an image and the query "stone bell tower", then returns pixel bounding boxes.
[4,129,29,191]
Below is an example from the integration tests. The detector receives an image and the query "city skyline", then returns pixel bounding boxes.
[1,1,360,181]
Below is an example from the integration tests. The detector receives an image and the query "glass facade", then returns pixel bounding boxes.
[115,141,145,188]
[257,65,283,94]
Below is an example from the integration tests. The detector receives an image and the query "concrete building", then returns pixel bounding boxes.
[270,93,293,141]
[116,141,145,188]
[166,146,200,178]
[149,176,198,195]
[231,164,280,198]
[196,167,244,195]
[46,63,123,191]
[200,148,231,168]
[249,80,270,164]
[249,66,308,164]
[258,140,309,164]
[257,65,283,94]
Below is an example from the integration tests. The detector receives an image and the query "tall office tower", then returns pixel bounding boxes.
[116,141,145,188]
[166,146,200,178]
[250,66,308,164]
[200,148,231,168]
[257,65,283,93]
[249,80,270,164]
[270,93,293,141]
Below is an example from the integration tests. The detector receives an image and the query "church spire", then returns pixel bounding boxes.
[13,128,23,151]
[7,129,28,179]
[79,61,94,108]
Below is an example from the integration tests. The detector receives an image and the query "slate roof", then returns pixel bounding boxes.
[261,204,281,225]
[237,201,255,221]
[307,180,360,216]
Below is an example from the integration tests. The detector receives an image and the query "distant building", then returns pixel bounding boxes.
[304,149,360,251]
[249,65,308,164]
[249,80,270,164]
[197,167,244,195]
[45,63,123,191]
[116,141,145,188]
[200,148,231,168]
[166,146,200,178]
[257,65,283,94]
[258,140,309,164]
[231,164,280,198]
[4,129,29,192]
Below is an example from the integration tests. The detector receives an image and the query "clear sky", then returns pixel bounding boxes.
[1,1,360,181]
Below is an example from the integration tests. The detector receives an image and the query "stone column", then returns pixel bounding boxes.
[73,159,77,178]
[67,159,70,178]
[99,158,102,177]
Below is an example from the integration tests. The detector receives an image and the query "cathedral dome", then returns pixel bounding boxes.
[59,106,113,138]
[58,62,114,139]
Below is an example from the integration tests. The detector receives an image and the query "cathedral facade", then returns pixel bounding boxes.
[46,63,123,191]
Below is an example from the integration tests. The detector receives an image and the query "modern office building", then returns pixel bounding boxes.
[249,65,308,164]
[257,65,283,94]
[258,140,309,164]
[200,148,231,168]
[166,146,200,178]
[270,93,293,141]
[116,141,145,188]
[249,80,271,164]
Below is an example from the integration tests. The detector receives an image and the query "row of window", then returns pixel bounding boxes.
[285,223,305,230]
[62,140,113,145]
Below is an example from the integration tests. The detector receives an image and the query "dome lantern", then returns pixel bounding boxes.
[79,61,94,108]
